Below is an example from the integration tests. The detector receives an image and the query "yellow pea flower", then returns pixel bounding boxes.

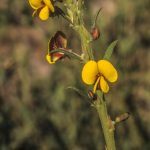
[82,60,118,93]
[28,0,55,21]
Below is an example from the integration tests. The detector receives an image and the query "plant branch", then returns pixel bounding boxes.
[50,48,84,62]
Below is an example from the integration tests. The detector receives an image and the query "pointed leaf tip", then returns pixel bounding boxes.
[103,40,118,60]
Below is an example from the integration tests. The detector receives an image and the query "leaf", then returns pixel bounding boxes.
[93,8,102,27]
[66,86,94,105]
[103,40,118,60]
[66,86,87,98]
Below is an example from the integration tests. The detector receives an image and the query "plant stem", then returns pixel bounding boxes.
[64,0,94,61]
[95,91,116,150]
[64,1,116,149]
[75,25,94,61]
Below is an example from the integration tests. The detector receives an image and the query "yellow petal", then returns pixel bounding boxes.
[32,10,37,17]
[43,0,55,12]
[28,0,43,9]
[82,61,99,85]
[39,6,49,20]
[93,77,100,93]
[98,60,118,83]
[100,76,109,93]
[46,54,55,64]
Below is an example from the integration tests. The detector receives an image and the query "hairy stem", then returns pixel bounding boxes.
[74,25,94,61]
[64,0,94,61]
[95,91,116,150]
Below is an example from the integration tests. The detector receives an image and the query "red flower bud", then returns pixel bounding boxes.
[91,26,100,41]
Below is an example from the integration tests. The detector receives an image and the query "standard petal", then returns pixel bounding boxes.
[98,60,118,83]
[100,76,109,93]
[82,61,99,85]
[43,0,55,12]
[29,0,43,9]
[46,54,55,64]
[39,6,49,20]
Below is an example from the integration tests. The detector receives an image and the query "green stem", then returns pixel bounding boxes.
[95,91,116,150]
[65,0,94,61]
[75,25,94,61]
[64,1,116,149]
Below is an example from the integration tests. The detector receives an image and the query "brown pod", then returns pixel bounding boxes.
[115,112,130,123]
[91,26,100,41]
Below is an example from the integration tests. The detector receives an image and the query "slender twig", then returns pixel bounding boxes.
[50,48,84,62]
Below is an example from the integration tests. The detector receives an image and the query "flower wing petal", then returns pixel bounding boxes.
[39,6,49,20]
[52,53,64,62]
[43,0,55,12]
[82,61,99,85]
[46,54,55,64]
[98,60,118,83]
[29,0,43,9]
[100,76,109,93]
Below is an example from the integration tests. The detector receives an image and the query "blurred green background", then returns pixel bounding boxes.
[0,0,150,150]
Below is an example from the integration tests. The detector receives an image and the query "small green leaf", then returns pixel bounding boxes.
[66,86,86,98]
[103,40,118,60]
[93,8,102,27]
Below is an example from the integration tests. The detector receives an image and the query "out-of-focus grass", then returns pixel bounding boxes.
[0,0,150,150]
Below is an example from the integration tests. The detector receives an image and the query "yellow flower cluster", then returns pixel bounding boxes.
[82,60,118,93]
[28,0,55,20]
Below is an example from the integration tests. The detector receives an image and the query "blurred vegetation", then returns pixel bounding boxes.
[0,0,150,150]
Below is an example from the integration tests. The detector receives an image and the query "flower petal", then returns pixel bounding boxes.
[46,54,55,64]
[93,77,100,93]
[43,0,55,12]
[52,53,64,62]
[98,60,118,83]
[39,6,49,20]
[28,0,43,9]
[100,76,109,93]
[82,61,99,85]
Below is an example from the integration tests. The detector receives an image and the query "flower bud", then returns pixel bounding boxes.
[115,112,130,123]
[88,90,97,101]
[91,26,100,41]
